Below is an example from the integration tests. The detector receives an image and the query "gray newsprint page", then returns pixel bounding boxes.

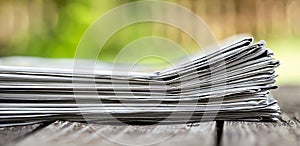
[0,37,280,127]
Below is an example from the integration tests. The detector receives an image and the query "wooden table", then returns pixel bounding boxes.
[1,86,299,146]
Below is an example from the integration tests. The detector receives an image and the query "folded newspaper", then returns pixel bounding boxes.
[0,37,280,127]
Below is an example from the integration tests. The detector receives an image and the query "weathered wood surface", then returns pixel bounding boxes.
[271,85,300,113]
[221,86,300,146]
[16,121,216,146]
[0,123,42,146]
[221,113,300,146]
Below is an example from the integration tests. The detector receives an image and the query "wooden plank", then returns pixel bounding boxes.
[221,113,300,146]
[271,85,300,114]
[17,121,216,146]
[0,123,43,146]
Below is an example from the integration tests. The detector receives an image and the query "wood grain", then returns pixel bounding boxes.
[271,85,300,114]
[221,113,300,146]
[17,121,216,146]
[0,123,42,146]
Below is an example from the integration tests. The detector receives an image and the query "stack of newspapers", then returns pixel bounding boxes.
[0,37,280,127]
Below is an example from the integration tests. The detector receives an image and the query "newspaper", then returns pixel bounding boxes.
[0,37,280,127]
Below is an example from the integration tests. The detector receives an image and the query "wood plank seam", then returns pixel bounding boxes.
[216,121,224,146]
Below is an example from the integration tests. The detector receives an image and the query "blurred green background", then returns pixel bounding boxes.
[0,0,299,85]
